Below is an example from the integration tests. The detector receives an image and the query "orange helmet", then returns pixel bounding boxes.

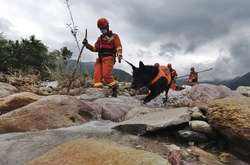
[167,63,172,68]
[154,63,160,67]
[97,18,109,29]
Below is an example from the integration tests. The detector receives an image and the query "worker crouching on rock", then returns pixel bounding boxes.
[188,67,198,86]
[83,17,123,97]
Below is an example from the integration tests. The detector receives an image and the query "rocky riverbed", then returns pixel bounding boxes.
[0,81,249,165]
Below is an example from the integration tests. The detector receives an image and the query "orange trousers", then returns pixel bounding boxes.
[94,56,116,87]
[170,80,177,90]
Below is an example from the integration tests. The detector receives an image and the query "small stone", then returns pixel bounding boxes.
[189,120,214,136]
[178,130,208,143]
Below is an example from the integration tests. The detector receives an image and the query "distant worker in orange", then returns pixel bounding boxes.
[167,64,178,90]
[188,67,198,85]
[83,18,122,97]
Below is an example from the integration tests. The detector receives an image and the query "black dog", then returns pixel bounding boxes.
[130,61,171,104]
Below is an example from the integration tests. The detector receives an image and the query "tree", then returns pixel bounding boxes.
[60,46,73,62]
[0,35,73,80]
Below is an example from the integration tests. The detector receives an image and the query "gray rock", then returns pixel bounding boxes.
[167,84,241,107]
[0,82,18,98]
[113,107,191,135]
[79,88,107,101]
[190,107,207,121]
[0,95,101,133]
[124,107,165,120]
[191,111,207,121]
[237,86,250,97]
[0,121,115,165]
[0,92,42,114]
[189,146,224,165]
[178,130,208,143]
[189,121,214,136]
[94,96,141,122]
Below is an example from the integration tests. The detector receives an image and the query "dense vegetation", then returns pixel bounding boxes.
[0,34,72,79]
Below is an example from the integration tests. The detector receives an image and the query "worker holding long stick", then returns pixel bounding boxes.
[82,18,123,97]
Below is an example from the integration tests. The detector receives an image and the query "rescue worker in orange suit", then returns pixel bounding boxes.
[188,67,198,85]
[154,63,172,102]
[154,63,169,76]
[82,18,122,97]
[167,64,178,90]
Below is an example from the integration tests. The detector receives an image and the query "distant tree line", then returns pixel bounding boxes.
[0,34,72,79]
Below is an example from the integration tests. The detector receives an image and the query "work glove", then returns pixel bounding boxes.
[82,38,88,46]
[116,52,122,63]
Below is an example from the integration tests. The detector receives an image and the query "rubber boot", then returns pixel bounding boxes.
[111,86,118,97]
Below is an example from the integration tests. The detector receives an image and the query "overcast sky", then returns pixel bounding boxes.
[1,0,250,80]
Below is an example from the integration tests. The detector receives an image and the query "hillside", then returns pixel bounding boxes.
[220,72,250,90]
[67,60,132,82]
[177,72,250,90]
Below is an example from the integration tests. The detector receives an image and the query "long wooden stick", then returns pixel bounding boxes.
[67,29,87,93]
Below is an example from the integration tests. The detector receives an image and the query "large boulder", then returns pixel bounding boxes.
[207,97,250,161]
[0,121,115,165]
[0,121,245,165]
[168,84,241,107]
[237,86,250,97]
[0,95,100,133]
[0,92,42,114]
[94,96,141,122]
[113,107,191,135]
[0,82,18,98]
[27,138,170,165]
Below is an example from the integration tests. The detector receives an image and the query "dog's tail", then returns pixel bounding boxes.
[122,58,136,69]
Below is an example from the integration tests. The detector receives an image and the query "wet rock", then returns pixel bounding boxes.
[0,82,18,98]
[208,97,250,161]
[27,138,170,165]
[0,92,42,114]
[178,130,209,143]
[114,107,191,135]
[0,95,100,133]
[237,86,250,97]
[189,121,214,136]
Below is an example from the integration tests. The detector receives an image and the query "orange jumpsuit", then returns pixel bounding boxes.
[169,68,178,90]
[188,71,198,86]
[87,31,122,88]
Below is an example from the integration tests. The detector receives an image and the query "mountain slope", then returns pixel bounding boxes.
[67,60,132,82]
[220,72,250,90]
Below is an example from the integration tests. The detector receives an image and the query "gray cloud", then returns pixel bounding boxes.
[159,42,181,57]
[0,17,14,38]
[1,0,250,80]
[0,18,12,32]
[228,37,250,75]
